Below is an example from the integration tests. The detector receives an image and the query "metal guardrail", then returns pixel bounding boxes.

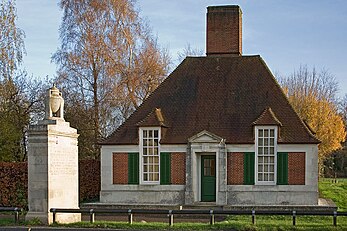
[0,207,23,223]
[50,208,347,226]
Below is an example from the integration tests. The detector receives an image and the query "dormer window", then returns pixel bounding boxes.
[255,126,277,185]
[139,127,160,184]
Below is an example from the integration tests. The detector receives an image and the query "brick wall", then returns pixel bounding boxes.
[207,6,242,56]
[288,152,305,185]
[112,153,128,184]
[170,152,186,184]
[227,152,244,185]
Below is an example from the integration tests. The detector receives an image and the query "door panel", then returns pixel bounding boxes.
[201,155,216,202]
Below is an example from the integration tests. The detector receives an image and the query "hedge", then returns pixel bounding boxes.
[0,162,28,208]
[0,160,100,208]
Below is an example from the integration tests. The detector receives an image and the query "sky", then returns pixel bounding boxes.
[16,0,347,96]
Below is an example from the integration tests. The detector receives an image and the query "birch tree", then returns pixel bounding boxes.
[0,0,25,81]
[53,0,170,158]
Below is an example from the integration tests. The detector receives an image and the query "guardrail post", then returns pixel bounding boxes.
[168,210,174,226]
[89,209,95,223]
[252,210,256,225]
[210,210,215,225]
[128,209,133,224]
[333,211,337,226]
[52,208,56,223]
[292,211,296,226]
[14,207,19,224]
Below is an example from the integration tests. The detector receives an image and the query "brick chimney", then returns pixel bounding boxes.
[206,5,242,56]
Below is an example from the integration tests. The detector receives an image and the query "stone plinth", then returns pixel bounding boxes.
[26,119,80,224]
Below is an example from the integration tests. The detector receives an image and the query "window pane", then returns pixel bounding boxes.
[144,174,148,181]
[153,156,159,164]
[154,173,159,181]
[258,138,263,146]
[264,165,268,172]
[258,147,263,155]
[258,157,264,163]
[264,138,268,146]
[258,164,263,172]
[204,159,210,167]
[143,148,147,155]
[270,129,274,137]
[149,130,153,137]
[270,156,274,163]
[264,147,269,155]
[264,173,269,181]
[270,147,274,155]
[270,138,274,146]
[154,130,158,138]
[269,173,274,181]
[259,130,263,137]
[143,130,147,138]
[264,129,269,137]
[211,160,215,176]
[258,173,263,181]
[270,165,274,172]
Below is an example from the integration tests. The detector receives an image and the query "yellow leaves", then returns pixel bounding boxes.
[280,66,345,170]
[288,93,345,165]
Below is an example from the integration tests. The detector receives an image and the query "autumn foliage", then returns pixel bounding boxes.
[280,66,346,171]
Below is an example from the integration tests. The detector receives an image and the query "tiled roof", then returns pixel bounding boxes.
[136,108,167,127]
[252,107,282,126]
[101,55,320,145]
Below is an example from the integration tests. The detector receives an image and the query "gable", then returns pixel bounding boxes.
[101,56,319,145]
[188,130,223,143]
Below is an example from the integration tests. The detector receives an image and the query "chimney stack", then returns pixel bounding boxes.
[206,5,242,56]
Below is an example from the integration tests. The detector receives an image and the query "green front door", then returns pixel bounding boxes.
[201,155,216,202]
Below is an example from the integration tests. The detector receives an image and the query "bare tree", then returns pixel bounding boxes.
[279,65,345,173]
[52,0,170,158]
[177,43,204,63]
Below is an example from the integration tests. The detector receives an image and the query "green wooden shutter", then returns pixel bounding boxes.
[277,152,288,185]
[244,152,255,185]
[128,152,139,184]
[160,152,171,185]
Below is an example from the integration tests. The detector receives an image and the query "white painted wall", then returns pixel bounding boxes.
[100,142,318,205]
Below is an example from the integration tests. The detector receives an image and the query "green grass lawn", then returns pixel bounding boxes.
[319,178,347,211]
[1,178,347,230]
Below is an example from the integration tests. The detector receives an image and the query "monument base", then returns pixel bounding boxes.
[26,211,81,224]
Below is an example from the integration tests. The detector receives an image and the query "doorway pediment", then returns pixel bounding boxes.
[188,130,224,143]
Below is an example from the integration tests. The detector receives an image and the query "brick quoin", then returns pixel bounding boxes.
[170,152,186,184]
[288,152,305,185]
[227,152,244,185]
[112,153,128,184]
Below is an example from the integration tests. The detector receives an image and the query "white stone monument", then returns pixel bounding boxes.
[26,86,81,224]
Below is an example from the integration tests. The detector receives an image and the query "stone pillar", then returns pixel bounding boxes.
[217,140,227,205]
[26,86,81,224]
[184,143,195,205]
